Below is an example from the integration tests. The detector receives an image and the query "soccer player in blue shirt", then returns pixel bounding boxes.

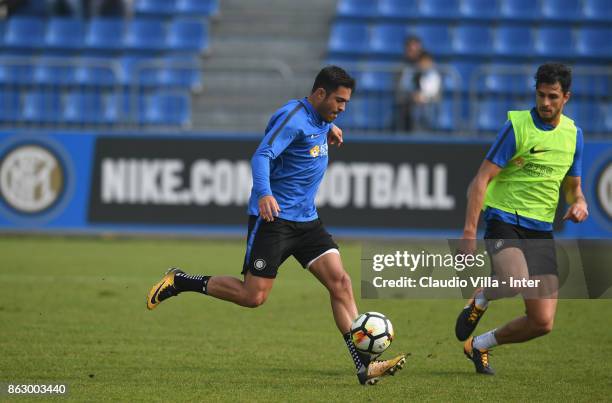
[146,66,406,385]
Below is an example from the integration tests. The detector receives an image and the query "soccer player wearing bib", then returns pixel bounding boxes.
[455,63,588,375]
[146,66,406,385]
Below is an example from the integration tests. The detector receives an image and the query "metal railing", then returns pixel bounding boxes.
[1,55,610,136]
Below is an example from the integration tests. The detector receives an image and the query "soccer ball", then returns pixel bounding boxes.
[350,312,394,357]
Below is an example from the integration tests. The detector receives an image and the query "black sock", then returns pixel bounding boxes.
[343,332,370,371]
[174,272,211,295]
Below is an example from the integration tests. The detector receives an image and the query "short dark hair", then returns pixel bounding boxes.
[535,63,572,93]
[311,65,356,95]
[417,51,433,62]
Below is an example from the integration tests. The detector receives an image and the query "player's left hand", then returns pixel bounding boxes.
[563,201,589,223]
[328,125,343,147]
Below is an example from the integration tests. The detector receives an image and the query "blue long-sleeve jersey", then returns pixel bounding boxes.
[248,97,332,222]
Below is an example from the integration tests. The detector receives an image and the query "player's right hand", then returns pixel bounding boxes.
[258,195,281,222]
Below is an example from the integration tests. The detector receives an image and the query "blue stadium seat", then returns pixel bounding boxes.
[500,0,542,20]
[354,71,395,93]
[124,18,166,52]
[452,23,493,57]
[63,91,103,124]
[33,57,77,86]
[336,0,378,19]
[12,0,48,15]
[63,91,120,124]
[576,27,612,58]
[477,98,532,132]
[85,18,125,52]
[476,99,512,132]
[534,27,575,58]
[603,103,612,132]
[157,55,202,90]
[411,23,452,56]
[563,100,604,133]
[134,0,177,16]
[4,16,46,49]
[541,0,583,22]
[459,0,499,20]
[418,0,460,19]
[378,0,418,20]
[433,99,458,131]
[583,0,612,23]
[144,92,191,126]
[0,90,20,122]
[45,18,84,51]
[117,56,155,86]
[21,90,62,123]
[571,74,610,97]
[0,58,34,85]
[75,57,118,87]
[480,70,532,95]
[334,96,392,130]
[368,24,405,58]
[166,18,209,53]
[445,61,479,93]
[494,25,534,57]
[328,22,369,56]
[175,0,219,17]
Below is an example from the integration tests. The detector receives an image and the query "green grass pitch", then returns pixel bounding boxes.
[1,236,611,402]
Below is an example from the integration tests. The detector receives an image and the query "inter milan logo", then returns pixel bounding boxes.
[513,157,525,168]
[0,144,64,214]
[254,259,267,271]
[494,239,504,250]
[596,162,612,220]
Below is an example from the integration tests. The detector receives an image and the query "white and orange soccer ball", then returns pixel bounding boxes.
[350,312,394,357]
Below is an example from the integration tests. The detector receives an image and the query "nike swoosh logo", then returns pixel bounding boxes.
[530,146,550,154]
[150,282,164,305]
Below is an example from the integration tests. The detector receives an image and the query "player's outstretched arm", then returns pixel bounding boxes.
[562,176,588,223]
[462,160,502,252]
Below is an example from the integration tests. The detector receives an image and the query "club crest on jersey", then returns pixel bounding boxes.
[513,157,525,167]
[309,143,328,158]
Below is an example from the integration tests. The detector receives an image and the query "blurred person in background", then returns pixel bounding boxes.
[397,51,442,132]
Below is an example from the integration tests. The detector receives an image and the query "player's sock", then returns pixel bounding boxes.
[474,289,489,310]
[473,329,498,350]
[343,332,370,370]
[173,272,211,295]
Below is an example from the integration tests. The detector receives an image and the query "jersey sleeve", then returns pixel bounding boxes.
[566,127,584,177]
[251,111,301,199]
[485,121,517,168]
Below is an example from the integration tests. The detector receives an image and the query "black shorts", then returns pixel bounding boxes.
[484,219,558,276]
[241,215,339,279]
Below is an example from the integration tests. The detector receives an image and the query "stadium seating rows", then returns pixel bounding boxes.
[2,16,209,53]
[13,0,219,18]
[330,0,611,133]
[336,0,612,24]
[0,89,191,127]
[337,93,612,133]
[329,22,612,61]
[0,6,209,128]
[0,56,202,89]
